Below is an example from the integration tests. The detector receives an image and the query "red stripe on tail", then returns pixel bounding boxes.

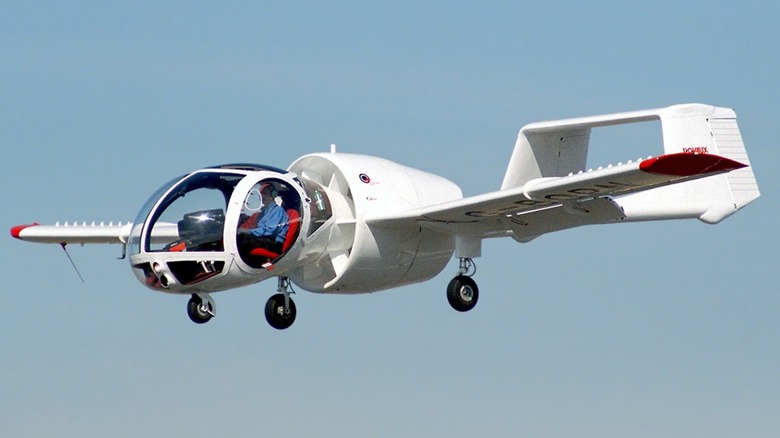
[640,153,747,177]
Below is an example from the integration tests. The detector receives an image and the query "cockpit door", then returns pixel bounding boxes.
[231,176,305,269]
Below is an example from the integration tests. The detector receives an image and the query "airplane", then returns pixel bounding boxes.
[10,103,759,329]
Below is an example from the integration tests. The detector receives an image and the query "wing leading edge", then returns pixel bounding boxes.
[10,222,179,245]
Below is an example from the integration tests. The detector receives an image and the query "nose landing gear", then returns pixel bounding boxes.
[187,293,216,324]
[447,258,479,312]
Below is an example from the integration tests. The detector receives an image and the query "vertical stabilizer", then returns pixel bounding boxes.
[501,107,660,189]
[501,104,759,223]
[657,104,758,213]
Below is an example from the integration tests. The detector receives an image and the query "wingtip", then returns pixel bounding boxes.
[639,153,748,177]
[10,223,39,239]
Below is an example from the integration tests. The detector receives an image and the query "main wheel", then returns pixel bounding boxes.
[187,295,213,324]
[265,293,297,330]
[447,275,479,312]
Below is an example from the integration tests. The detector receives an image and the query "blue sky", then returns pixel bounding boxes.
[2,2,778,437]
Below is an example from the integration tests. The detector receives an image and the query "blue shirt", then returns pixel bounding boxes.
[249,203,289,244]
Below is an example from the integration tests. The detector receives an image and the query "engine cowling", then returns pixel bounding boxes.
[288,153,462,294]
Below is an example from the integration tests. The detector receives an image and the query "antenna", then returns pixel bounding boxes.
[60,242,85,283]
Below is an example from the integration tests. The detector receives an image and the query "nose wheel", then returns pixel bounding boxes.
[447,258,479,312]
[187,293,215,324]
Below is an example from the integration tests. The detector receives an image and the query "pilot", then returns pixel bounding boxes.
[238,183,289,255]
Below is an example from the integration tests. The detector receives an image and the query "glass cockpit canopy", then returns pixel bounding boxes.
[126,165,344,291]
[129,171,244,255]
[128,175,182,256]
[128,166,314,263]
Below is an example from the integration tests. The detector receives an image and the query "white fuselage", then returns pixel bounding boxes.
[287,153,462,293]
[125,154,463,296]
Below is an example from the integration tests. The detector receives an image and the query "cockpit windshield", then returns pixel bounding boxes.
[129,175,183,256]
[143,172,243,253]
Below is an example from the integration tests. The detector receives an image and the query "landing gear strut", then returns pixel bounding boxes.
[265,277,297,330]
[187,293,216,324]
[447,258,479,312]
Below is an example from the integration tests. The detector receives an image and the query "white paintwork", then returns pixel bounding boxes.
[286,153,460,293]
[11,104,759,307]
[501,103,759,226]
[13,222,179,245]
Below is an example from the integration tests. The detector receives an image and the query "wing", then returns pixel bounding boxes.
[366,153,748,242]
[10,221,178,245]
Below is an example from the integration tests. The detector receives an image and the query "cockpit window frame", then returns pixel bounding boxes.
[208,163,289,174]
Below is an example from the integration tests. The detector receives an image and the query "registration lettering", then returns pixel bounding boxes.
[543,181,637,201]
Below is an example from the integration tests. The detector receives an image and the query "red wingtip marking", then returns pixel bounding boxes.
[10,223,39,239]
[640,153,748,177]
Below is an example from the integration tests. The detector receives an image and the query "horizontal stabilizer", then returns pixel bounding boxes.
[523,153,746,202]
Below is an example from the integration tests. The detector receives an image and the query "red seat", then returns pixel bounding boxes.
[168,241,187,252]
[249,209,300,260]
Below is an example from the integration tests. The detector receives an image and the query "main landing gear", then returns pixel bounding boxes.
[447,258,479,312]
[265,277,297,330]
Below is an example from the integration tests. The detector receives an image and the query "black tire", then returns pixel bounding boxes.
[265,293,297,330]
[187,295,213,324]
[447,275,479,312]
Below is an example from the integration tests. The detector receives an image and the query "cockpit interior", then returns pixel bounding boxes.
[127,164,332,292]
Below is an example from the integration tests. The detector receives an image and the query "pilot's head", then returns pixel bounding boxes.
[259,183,278,203]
